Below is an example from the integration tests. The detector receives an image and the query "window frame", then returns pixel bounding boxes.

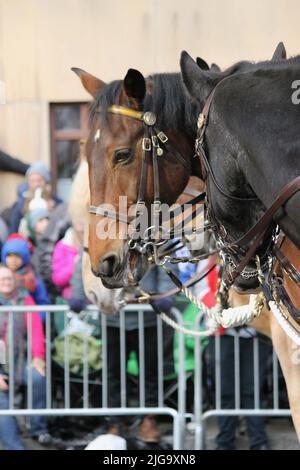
[50,102,89,191]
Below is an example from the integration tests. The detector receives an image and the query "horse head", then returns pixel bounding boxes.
[180,43,288,292]
[72,68,198,288]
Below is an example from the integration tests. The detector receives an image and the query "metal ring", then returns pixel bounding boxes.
[128,239,137,250]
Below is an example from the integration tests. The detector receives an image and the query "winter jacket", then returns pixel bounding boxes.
[1,238,50,307]
[9,182,62,233]
[0,294,45,363]
[52,229,79,299]
[0,217,8,250]
[30,203,70,298]
[68,251,89,312]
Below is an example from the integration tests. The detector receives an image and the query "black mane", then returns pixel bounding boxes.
[223,54,300,75]
[91,73,199,139]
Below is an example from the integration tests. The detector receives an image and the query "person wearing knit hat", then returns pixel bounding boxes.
[9,161,62,233]
[26,161,51,189]
[1,238,50,308]
[28,208,50,236]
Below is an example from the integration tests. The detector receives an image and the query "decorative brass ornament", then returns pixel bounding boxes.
[143,112,156,126]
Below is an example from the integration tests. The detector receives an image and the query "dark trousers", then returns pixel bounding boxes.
[0,367,47,450]
[208,334,270,449]
[107,326,158,407]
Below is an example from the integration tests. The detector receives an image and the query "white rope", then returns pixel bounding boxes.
[159,289,261,337]
[217,295,259,328]
[159,311,216,337]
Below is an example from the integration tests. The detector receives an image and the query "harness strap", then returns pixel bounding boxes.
[222,177,300,289]
[150,128,161,204]
[137,127,150,204]
[233,176,300,248]
[89,205,135,224]
[134,260,217,303]
[273,278,300,321]
[196,83,258,202]
[274,247,300,286]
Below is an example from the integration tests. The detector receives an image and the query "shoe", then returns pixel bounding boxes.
[138,415,161,443]
[34,432,54,446]
[251,444,269,450]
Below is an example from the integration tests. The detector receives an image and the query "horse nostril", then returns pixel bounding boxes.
[99,255,118,278]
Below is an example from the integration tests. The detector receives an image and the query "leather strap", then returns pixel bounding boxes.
[223,177,300,288]
[232,176,300,248]
[274,247,300,286]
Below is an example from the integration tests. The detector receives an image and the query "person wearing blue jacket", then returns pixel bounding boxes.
[9,161,62,233]
[1,238,50,317]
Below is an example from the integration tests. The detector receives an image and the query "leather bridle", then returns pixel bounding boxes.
[89,104,205,258]
[195,80,300,292]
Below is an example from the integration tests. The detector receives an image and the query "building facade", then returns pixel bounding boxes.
[0,0,299,207]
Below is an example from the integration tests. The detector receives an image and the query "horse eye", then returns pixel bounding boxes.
[113,148,132,165]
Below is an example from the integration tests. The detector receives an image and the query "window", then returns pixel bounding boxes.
[50,103,89,200]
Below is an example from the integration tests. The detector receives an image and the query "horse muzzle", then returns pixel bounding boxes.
[93,251,147,289]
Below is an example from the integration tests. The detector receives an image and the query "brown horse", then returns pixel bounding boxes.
[230,236,300,439]
[72,68,201,288]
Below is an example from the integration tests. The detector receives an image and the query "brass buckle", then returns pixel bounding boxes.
[153,200,161,214]
[142,137,152,151]
[157,131,168,144]
[135,201,146,215]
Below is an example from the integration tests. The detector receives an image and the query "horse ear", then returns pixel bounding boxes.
[210,63,221,72]
[71,68,106,98]
[122,68,146,104]
[271,42,287,60]
[180,51,217,103]
[196,57,209,70]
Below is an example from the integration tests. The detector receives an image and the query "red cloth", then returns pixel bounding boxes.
[196,259,225,335]
[8,233,34,253]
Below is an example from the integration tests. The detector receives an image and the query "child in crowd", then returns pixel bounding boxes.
[27,208,50,245]
[0,265,51,449]
[52,221,83,300]
[1,237,50,307]
[9,161,62,233]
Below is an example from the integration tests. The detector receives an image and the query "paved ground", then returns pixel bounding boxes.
[15,416,299,450]
[183,417,300,450]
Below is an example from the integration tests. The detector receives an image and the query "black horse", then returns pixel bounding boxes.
[180,48,300,291]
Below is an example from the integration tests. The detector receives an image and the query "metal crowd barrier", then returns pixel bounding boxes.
[192,313,292,450]
[0,304,187,449]
[0,305,293,450]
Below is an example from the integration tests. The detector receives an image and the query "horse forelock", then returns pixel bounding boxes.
[90,73,199,139]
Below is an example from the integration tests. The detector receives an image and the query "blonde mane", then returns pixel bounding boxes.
[68,156,90,224]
